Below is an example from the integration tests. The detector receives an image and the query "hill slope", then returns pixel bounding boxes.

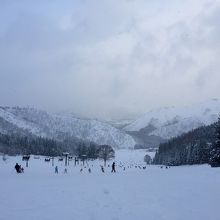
[0,107,135,149]
[153,123,216,165]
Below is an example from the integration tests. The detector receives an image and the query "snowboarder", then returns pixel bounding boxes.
[55,166,58,174]
[88,168,91,173]
[64,168,67,174]
[111,162,116,173]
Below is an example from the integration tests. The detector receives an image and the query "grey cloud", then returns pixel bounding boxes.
[0,0,220,119]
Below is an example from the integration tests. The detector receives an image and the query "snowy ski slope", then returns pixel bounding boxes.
[0,150,219,220]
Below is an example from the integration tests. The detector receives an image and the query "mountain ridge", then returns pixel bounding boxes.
[1,99,220,150]
[124,99,220,138]
[0,106,135,149]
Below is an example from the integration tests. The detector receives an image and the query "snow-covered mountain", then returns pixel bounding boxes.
[1,99,220,150]
[124,99,220,140]
[0,107,135,149]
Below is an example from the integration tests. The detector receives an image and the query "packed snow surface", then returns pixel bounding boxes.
[0,150,219,220]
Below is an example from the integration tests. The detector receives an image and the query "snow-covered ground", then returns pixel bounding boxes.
[0,150,219,220]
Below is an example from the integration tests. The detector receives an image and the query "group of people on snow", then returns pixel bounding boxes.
[55,162,116,174]
[78,162,117,174]
[100,162,116,173]
[54,166,68,174]
[14,163,24,173]
[14,161,117,174]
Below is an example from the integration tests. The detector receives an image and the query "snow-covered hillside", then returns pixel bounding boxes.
[0,107,135,149]
[1,99,220,150]
[125,99,220,139]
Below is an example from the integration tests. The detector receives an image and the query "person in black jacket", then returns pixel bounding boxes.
[111,162,116,173]
[15,163,21,173]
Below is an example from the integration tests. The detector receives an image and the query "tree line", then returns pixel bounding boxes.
[153,118,220,167]
[0,132,115,162]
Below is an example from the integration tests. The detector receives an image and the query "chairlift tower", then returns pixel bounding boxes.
[82,154,87,166]
[22,155,30,167]
[63,152,69,166]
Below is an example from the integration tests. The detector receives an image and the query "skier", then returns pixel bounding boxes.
[111,162,116,173]
[101,166,105,173]
[55,166,58,174]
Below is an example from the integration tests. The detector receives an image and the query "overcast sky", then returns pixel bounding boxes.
[0,0,220,119]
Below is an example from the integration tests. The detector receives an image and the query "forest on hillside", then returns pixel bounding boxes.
[153,124,216,166]
[0,132,114,160]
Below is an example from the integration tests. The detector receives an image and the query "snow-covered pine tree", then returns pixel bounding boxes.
[210,116,220,167]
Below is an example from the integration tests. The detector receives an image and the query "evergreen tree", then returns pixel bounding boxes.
[0,132,100,157]
[210,117,220,167]
[153,123,215,166]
